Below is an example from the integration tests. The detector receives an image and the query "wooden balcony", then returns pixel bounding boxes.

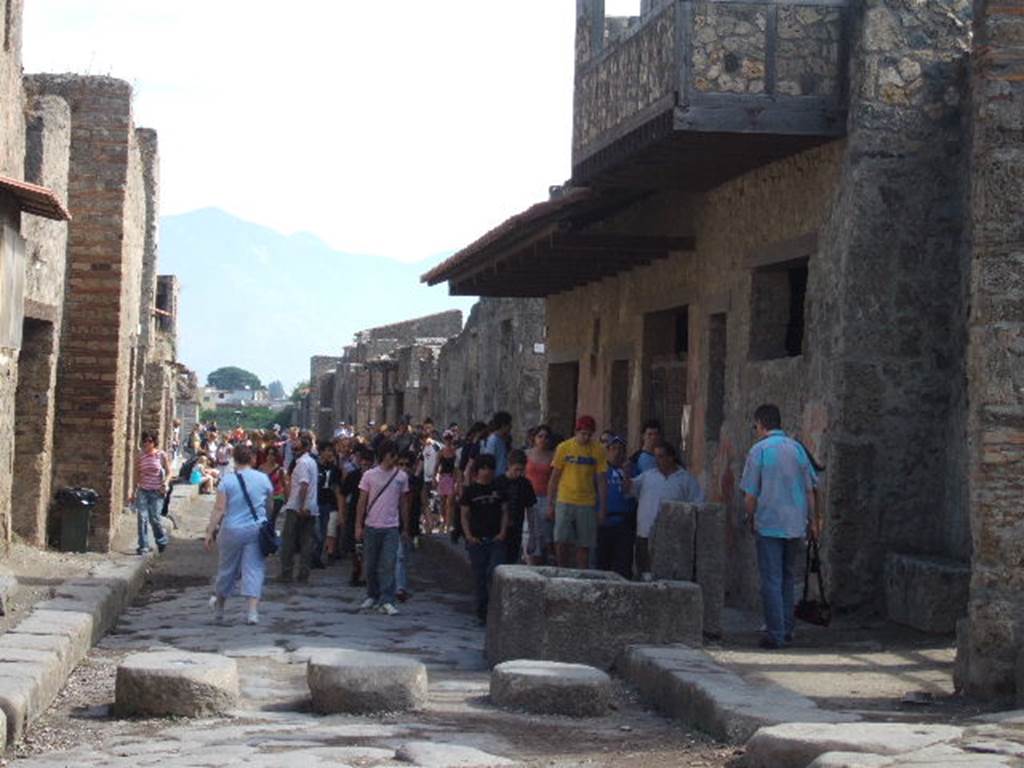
[573,0,851,189]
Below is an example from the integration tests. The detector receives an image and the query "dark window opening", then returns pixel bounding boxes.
[749,259,809,361]
[705,314,727,442]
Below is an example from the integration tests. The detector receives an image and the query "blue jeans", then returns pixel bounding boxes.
[135,488,168,552]
[395,536,411,593]
[467,538,505,621]
[364,526,399,605]
[756,534,802,645]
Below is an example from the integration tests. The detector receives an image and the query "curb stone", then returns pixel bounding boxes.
[0,550,153,745]
[620,644,859,744]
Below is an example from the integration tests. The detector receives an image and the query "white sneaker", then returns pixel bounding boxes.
[209,595,224,623]
[246,609,259,625]
[379,602,400,616]
[359,597,376,611]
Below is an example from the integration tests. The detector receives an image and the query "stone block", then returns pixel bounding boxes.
[394,741,513,767]
[884,553,969,634]
[115,651,239,717]
[490,660,611,717]
[744,722,964,768]
[0,673,33,743]
[620,645,857,744]
[307,650,428,714]
[0,633,74,678]
[485,566,702,670]
[0,565,16,616]
[807,753,893,768]
[0,648,65,716]
[650,502,726,637]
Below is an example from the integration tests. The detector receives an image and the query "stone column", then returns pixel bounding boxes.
[959,0,1024,701]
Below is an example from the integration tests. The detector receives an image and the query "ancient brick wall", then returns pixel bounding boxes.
[28,75,149,550]
[959,0,1024,701]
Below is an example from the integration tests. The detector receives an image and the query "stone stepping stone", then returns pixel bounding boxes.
[114,650,239,717]
[745,722,965,768]
[490,659,611,717]
[307,649,427,714]
[396,741,514,767]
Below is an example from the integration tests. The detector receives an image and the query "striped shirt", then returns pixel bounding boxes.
[138,450,166,491]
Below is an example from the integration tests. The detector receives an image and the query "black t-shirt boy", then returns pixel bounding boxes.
[461,481,505,540]
[495,475,537,533]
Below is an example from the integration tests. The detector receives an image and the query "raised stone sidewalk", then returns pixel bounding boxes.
[0,483,199,747]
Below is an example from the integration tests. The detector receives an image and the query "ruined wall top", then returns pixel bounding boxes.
[355,310,463,346]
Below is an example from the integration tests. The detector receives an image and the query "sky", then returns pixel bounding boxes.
[21,1,640,264]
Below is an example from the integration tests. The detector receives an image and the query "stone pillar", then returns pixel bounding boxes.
[12,93,71,545]
[959,0,1024,701]
[818,1,972,609]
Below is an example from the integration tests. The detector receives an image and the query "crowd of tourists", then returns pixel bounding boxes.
[133,403,820,649]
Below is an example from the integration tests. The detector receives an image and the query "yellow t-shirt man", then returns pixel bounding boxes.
[552,437,608,507]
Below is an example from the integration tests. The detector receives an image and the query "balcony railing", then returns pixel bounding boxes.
[573,0,850,182]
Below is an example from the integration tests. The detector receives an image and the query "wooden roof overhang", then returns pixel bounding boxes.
[422,188,695,298]
[0,175,70,221]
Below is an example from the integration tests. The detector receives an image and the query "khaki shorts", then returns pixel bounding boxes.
[553,502,597,549]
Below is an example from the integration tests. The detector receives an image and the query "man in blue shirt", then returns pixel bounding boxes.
[482,411,512,477]
[740,404,818,649]
[597,436,634,579]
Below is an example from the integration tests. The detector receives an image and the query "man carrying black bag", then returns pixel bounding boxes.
[740,404,820,650]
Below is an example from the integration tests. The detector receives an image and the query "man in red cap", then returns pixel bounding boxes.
[546,415,608,568]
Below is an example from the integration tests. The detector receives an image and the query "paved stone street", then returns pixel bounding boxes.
[8,496,734,768]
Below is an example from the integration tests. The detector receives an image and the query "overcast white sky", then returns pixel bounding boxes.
[22,1,643,263]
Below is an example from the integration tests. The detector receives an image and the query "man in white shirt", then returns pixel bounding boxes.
[280,432,319,583]
[420,430,441,529]
[630,443,704,579]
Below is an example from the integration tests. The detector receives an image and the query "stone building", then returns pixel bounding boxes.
[0,4,183,550]
[425,0,1023,702]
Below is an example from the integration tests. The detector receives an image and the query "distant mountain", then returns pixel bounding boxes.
[158,208,475,390]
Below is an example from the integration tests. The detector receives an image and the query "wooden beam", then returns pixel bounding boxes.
[552,233,696,252]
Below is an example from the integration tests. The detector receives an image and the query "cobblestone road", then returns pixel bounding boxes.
[9,495,734,768]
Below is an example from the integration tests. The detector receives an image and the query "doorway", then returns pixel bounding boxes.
[546,362,579,439]
[12,317,56,545]
[642,306,689,451]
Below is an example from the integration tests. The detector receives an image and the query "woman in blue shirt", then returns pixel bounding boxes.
[205,443,273,625]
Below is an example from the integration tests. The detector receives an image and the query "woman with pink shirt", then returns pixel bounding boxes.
[131,431,171,555]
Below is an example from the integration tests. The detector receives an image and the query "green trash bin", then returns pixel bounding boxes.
[56,487,98,553]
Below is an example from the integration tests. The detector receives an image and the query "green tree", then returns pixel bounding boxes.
[267,380,285,400]
[290,380,309,403]
[207,366,262,391]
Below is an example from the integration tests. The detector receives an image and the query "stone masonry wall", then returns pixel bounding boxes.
[0,0,24,180]
[120,124,147,512]
[357,311,462,346]
[28,75,147,551]
[435,298,545,444]
[12,92,71,545]
[0,202,22,546]
[959,0,1024,701]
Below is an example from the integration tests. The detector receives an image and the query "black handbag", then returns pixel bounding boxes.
[237,471,279,557]
[795,536,831,626]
